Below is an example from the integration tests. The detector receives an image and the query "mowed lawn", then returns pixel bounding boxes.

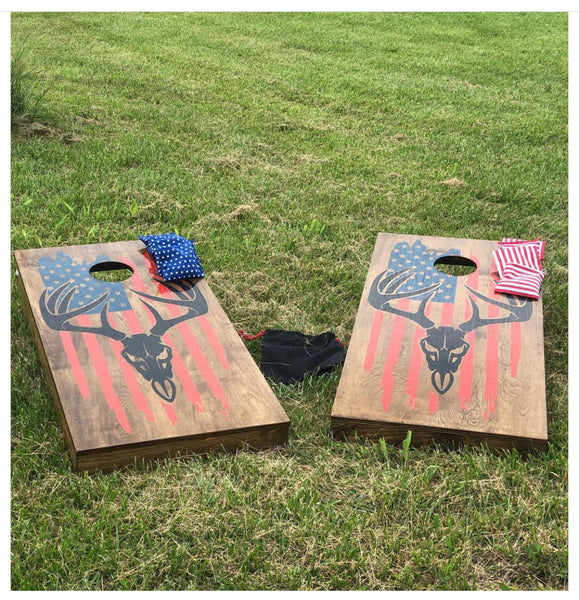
[10,12,567,590]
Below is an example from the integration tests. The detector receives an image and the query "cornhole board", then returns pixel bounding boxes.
[14,241,290,472]
[331,233,547,451]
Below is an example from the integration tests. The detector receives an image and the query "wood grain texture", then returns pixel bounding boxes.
[14,241,290,472]
[331,233,547,451]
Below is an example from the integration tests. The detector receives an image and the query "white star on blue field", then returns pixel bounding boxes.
[386,240,461,303]
[38,252,131,313]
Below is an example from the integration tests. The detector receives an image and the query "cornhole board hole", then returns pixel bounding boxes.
[331,233,547,451]
[14,241,290,472]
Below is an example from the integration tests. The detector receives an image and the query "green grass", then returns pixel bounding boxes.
[11,43,52,130]
[11,12,568,591]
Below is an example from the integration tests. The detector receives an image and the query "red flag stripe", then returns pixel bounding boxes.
[484,266,500,417]
[458,254,479,411]
[128,258,229,405]
[429,390,438,415]
[122,309,201,418]
[149,279,229,413]
[440,301,454,327]
[197,315,230,371]
[76,315,132,434]
[122,308,147,335]
[380,300,409,413]
[162,336,205,412]
[458,329,475,412]
[176,322,230,416]
[123,310,186,425]
[364,311,384,373]
[60,331,91,400]
[108,314,155,422]
[149,284,229,413]
[132,256,230,370]
[405,325,423,408]
[162,402,178,425]
[141,249,160,279]
[126,270,205,412]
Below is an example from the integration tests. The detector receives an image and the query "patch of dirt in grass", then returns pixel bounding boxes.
[279,120,338,134]
[136,190,185,211]
[62,133,84,144]
[319,179,348,192]
[389,133,408,141]
[439,177,467,187]
[76,116,100,125]
[225,204,254,220]
[11,121,58,140]
[207,152,295,176]
[11,120,84,144]
[208,152,260,172]
[245,271,272,298]
[293,153,329,164]
[222,203,272,224]
[207,155,233,171]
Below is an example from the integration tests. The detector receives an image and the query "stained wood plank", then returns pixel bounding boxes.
[331,233,547,451]
[14,240,290,472]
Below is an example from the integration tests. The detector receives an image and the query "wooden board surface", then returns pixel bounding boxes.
[331,233,547,451]
[14,241,290,471]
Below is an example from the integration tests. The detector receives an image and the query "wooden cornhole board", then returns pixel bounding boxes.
[14,241,290,472]
[331,233,547,451]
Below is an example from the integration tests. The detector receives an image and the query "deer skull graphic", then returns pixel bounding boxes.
[39,277,208,402]
[368,267,532,395]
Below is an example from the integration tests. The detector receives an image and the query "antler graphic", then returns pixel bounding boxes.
[367,266,534,396]
[40,277,210,404]
[39,281,126,341]
[368,267,442,329]
[459,287,532,333]
[131,278,208,335]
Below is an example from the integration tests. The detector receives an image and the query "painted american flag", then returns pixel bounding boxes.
[39,252,131,312]
[37,252,230,434]
[386,240,461,303]
[364,239,522,420]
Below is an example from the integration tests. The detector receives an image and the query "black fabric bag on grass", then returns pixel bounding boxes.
[259,329,346,384]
